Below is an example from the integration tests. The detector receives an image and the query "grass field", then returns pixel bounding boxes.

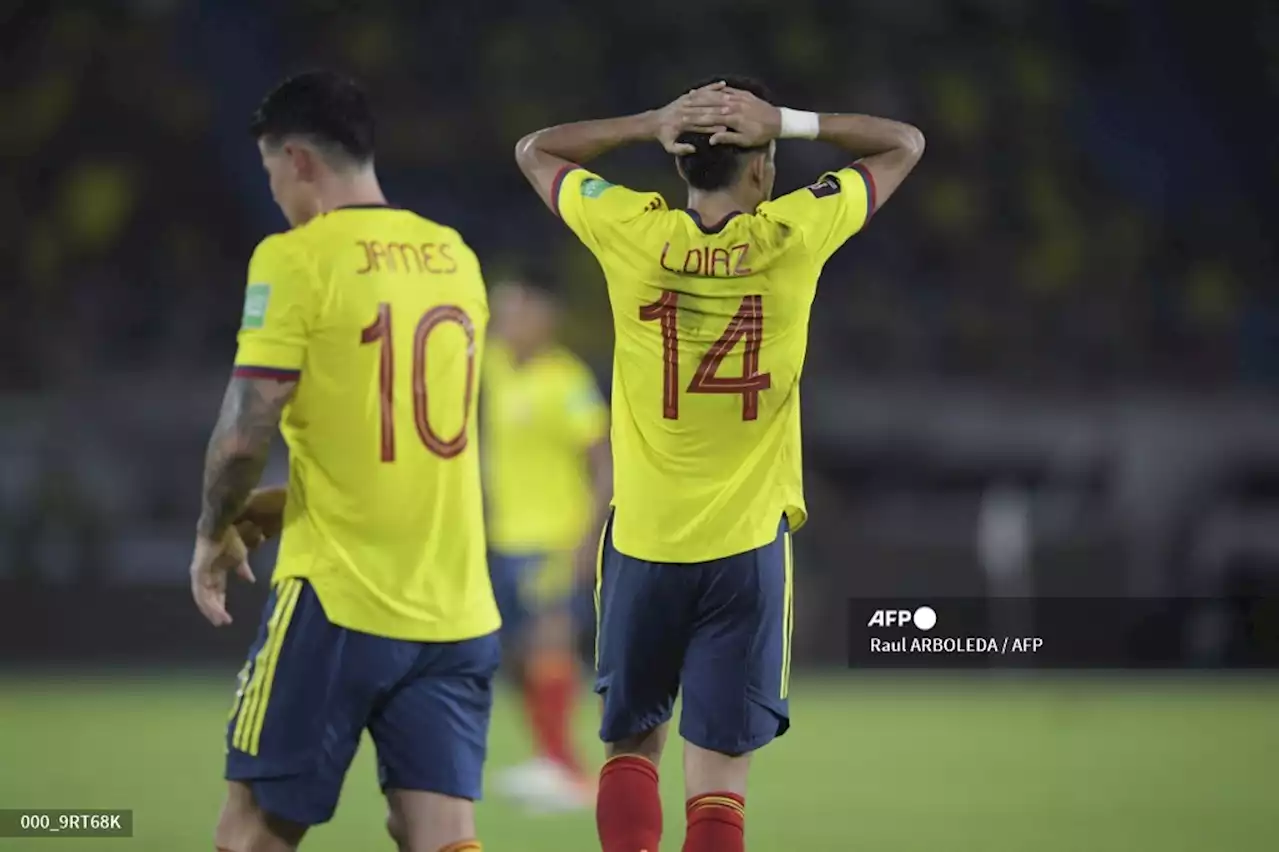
[0,672,1274,851]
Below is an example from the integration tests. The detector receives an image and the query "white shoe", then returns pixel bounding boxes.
[492,758,592,814]
[493,758,563,797]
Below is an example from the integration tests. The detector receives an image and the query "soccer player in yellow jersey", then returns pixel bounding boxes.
[515,77,924,852]
[187,72,499,852]
[482,281,611,809]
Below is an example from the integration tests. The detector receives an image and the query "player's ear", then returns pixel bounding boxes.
[747,150,767,190]
[285,143,317,183]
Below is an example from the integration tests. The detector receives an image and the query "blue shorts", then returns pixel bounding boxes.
[489,551,539,639]
[489,550,583,641]
[593,514,794,756]
[224,578,501,826]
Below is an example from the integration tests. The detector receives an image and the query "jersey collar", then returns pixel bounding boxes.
[683,209,742,234]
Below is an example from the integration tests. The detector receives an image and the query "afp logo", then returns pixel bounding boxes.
[867,606,938,631]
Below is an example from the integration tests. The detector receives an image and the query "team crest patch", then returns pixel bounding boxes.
[807,175,841,198]
[242,283,271,329]
[581,178,614,198]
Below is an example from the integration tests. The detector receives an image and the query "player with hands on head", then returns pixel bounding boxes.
[515,76,923,852]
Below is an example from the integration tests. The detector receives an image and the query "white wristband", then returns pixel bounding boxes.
[778,107,820,140]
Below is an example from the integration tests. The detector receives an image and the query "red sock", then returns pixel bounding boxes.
[597,755,662,852]
[683,792,745,852]
[523,652,582,776]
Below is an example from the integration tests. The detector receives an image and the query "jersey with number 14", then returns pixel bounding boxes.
[554,163,875,563]
[233,206,500,642]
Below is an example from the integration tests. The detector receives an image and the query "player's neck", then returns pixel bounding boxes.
[315,170,389,215]
[685,187,757,225]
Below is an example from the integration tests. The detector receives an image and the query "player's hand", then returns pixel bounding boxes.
[234,519,267,551]
[707,87,782,148]
[236,486,286,543]
[653,82,731,155]
[189,527,256,627]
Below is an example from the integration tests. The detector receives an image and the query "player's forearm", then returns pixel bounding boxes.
[816,113,925,162]
[198,450,268,540]
[195,377,292,539]
[516,113,657,167]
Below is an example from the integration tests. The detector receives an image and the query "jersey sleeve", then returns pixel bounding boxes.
[757,162,877,264]
[552,165,666,255]
[232,235,316,379]
[562,365,608,449]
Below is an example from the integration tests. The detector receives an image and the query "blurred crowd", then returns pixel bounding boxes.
[0,0,1274,592]
[3,0,1274,393]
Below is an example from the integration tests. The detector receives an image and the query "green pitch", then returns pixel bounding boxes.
[0,673,1273,851]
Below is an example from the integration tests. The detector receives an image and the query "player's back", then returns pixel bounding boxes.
[240,206,498,641]
[608,206,814,563]
[554,165,873,562]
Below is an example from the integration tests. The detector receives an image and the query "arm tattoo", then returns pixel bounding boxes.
[196,376,296,539]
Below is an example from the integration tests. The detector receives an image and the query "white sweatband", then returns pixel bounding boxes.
[778,107,820,140]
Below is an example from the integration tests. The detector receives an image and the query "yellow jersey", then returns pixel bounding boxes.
[554,163,875,562]
[233,205,500,641]
[482,340,608,553]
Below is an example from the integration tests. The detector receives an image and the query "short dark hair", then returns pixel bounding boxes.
[250,71,375,165]
[676,74,774,191]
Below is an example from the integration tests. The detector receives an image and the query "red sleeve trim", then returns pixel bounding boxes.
[233,366,301,381]
[850,162,877,222]
[549,164,580,218]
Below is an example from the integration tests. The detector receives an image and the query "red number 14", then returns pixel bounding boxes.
[638,291,771,421]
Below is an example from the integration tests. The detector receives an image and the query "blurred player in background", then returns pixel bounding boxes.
[482,280,612,811]
[188,71,499,852]
[516,78,924,852]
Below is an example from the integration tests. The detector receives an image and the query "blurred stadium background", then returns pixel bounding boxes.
[0,1,1275,850]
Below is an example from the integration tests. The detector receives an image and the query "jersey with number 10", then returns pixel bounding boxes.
[554,164,876,563]
[232,206,500,642]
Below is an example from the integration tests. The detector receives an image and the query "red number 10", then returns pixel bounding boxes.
[639,291,771,421]
[360,302,476,462]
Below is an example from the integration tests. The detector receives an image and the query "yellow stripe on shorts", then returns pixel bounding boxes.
[593,516,609,669]
[781,529,794,700]
[232,578,302,754]
[227,659,252,724]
